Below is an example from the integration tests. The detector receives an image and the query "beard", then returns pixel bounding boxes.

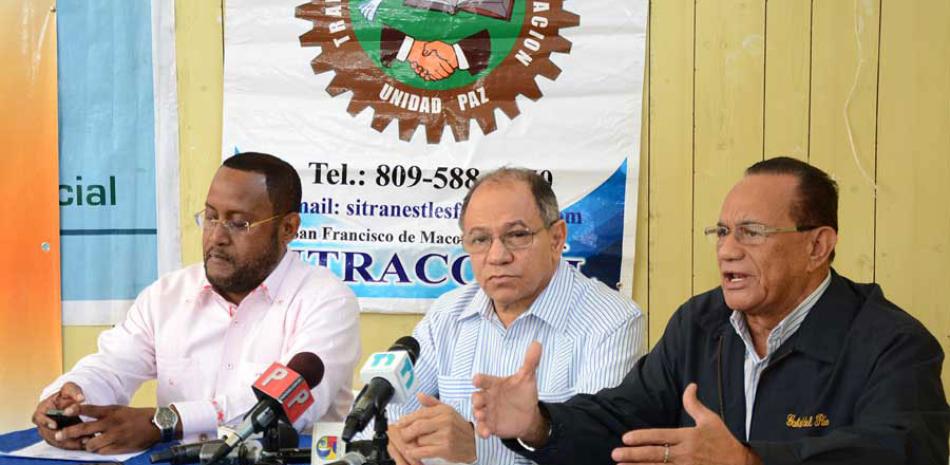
[204,231,283,297]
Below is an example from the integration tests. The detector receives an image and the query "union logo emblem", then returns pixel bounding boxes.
[295,0,579,143]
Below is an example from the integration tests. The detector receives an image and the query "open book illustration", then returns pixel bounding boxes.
[403,0,514,21]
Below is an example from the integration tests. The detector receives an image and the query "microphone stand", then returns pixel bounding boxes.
[196,421,300,465]
[262,421,299,452]
[370,403,394,465]
[345,397,395,465]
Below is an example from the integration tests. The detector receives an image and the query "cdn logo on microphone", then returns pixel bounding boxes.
[360,350,416,403]
[370,352,415,391]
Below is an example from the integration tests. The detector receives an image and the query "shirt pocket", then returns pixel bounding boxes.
[156,356,197,402]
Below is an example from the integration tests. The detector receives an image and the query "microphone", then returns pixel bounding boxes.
[197,440,312,465]
[150,440,225,464]
[150,422,299,464]
[341,336,420,442]
[323,452,367,465]
[208,352,325,465]
[260,449,310,464]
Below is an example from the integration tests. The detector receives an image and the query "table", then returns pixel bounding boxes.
[0,429,312,465]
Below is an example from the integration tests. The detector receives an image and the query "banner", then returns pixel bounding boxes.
[58,0,181,326]
[223,0,646,312]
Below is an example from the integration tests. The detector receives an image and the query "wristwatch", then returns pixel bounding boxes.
[152,406,179,443]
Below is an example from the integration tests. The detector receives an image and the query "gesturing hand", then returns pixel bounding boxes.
[612,384,762,465]
[471,341,549,446]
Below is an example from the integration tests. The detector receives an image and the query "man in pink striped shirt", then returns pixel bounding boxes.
[31,152,361,454]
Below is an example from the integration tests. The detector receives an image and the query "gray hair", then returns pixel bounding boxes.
[459,167,560,229]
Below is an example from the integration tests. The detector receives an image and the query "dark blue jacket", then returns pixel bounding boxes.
[506,271,950,464]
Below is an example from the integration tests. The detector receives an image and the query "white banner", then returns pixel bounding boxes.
[223,0,647,312]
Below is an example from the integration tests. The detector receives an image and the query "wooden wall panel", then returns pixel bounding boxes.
[764,0,812,160]
[809,0,881,282]
[875,0,950,395]
[645,0,695,344]
[176,0,225,266]
[693,0,766,291]
[632,23,650,331]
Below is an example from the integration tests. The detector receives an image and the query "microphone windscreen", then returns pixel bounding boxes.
[287,352,325,388]
[389,336,420,363]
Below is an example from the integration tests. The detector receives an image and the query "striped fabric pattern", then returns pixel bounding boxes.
[729,272,832,439]
[389,260,646,464]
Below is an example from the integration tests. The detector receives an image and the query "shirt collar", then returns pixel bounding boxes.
[197,247,296,305]
[461,260,574,332]
[729,272,832,361]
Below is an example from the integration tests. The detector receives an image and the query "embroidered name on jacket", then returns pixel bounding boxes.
[786,413,830,428]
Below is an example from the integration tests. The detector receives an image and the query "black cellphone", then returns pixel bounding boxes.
[45,409,83,429]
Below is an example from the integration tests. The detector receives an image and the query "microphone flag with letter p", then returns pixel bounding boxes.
[208,352,325,465]
[253,361,314,424]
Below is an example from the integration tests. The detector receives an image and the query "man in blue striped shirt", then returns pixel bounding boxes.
[385,168,646,465]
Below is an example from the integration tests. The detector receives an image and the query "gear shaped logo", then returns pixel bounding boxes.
[295,0,579,143]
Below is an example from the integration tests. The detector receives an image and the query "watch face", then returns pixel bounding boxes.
[155,408,177,427]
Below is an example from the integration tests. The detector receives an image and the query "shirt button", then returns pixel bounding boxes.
[226,363,233,369]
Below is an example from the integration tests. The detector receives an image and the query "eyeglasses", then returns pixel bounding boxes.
[194,209,283,234]
[703,223,818,246]
[462,224,551,254]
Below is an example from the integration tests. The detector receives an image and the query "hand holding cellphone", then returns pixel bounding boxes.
[46,409,83,429]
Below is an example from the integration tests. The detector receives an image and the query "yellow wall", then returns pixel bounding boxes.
[638,0,950,395]
[63,0,950,405]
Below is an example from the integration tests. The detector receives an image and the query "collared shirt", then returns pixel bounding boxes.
[729,273,832,439]
[41,249,361,441]
[389,260,646,465]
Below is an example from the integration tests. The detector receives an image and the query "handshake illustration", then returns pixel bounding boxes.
[408,40,460,81]
[380,26,491,82]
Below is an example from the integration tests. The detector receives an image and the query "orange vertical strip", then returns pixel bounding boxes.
[0,0,62,431]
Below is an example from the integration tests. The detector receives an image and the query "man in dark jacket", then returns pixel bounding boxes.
[471,157,950,465]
